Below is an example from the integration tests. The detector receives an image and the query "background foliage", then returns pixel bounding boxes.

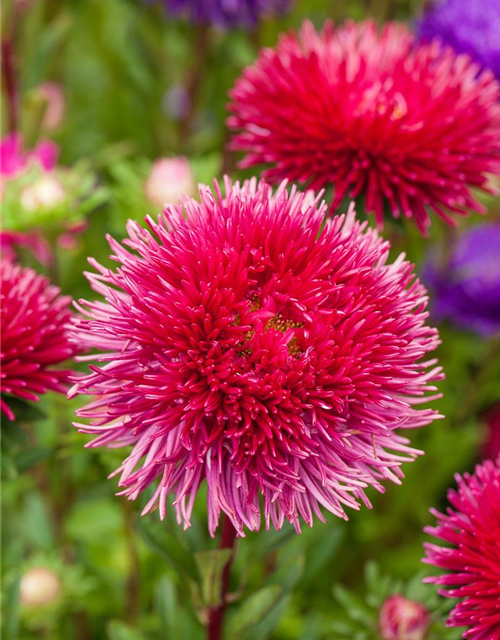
[2,0,499,639]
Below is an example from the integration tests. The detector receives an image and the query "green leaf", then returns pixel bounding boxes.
[155,576,177,638]
[107,620,148,640]
[15,446,52,472]
[227,585,282,639]
[136,517,199,582]
[333,585,373,625]
[194,548,232,608]
[1,451,18,481]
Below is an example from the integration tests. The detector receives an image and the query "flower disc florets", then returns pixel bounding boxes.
[423,458,500,640]
[1,259,77,420]
[228,20,500,234]
[70,178,442,535]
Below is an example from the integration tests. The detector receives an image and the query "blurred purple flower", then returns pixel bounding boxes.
[154,0,292,28]
[422,223,500,337]
[417,0,500,80]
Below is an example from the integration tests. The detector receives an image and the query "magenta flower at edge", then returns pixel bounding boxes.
[1,259,77,421]
[228,20,500,235]
[423,458,500,640]
[69,178,443,536]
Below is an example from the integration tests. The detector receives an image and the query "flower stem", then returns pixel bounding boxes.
[207,516,238,640]
[1,36,19,133]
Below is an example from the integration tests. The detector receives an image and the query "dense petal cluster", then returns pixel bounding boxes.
[228,20,500,234]
[0,259,77,420]
[423,458,500,640]
[422,223,500,336]
[417,0,500,80]
[154,0,292,28]
[69,178,442,536]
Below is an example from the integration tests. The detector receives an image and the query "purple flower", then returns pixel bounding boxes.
[417,0,500,81]
[154,0,292,28]
[422,223,500,337]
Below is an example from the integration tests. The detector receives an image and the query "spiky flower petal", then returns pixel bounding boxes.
[70,178,442,535]
[228,20,500,234]
[423,458,500,640]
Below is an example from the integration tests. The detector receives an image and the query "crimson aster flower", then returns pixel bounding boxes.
[69,178,442,536]
[0,259,77,421]
[228,20,500,235]
[423,458,500,640]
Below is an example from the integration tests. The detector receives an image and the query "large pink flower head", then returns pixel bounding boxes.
[228,20,500,235]
[423,458,500,640]
[69,178,442,536]
[0,259,77,420]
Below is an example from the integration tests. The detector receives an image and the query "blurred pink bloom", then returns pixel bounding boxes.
[379,595,430,640]
[144,157,196,208]
[35,82,65,131]
[0,133,58,180]
[69,178,442,536]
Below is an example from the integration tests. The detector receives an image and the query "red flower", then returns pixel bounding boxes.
[228,20,500,235]
[423,458,500,640]
[0,259,77,420]
[69,178,442,535]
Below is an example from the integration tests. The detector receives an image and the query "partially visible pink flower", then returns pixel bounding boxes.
[483,404,500,461]
[0,133,58,181]
[379,595,430,640]
[0,259,77,421]
[69,178,442,536]
[144,157,196,208]
[423,458,500,640]
[35,82,65,131]
[228,20,500,235]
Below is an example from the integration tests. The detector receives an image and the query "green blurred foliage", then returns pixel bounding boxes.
[1,0,499,639]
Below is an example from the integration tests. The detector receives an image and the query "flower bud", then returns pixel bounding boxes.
[379,595,430,640]
[20,567,61,607]
[35,82,66,131]
[144,157,195,208]
[20,175,66,211]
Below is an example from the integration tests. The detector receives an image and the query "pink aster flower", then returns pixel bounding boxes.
[423,458,500,640]
[1,259,77,421]
[69,178,442,536]
[228,20,500,235]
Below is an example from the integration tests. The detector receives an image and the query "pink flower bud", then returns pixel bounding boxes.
[20,567,61,607]
[20,175,66,211]
[379,595,430,640]
[144,157,195,208]
[35,82,66,131]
